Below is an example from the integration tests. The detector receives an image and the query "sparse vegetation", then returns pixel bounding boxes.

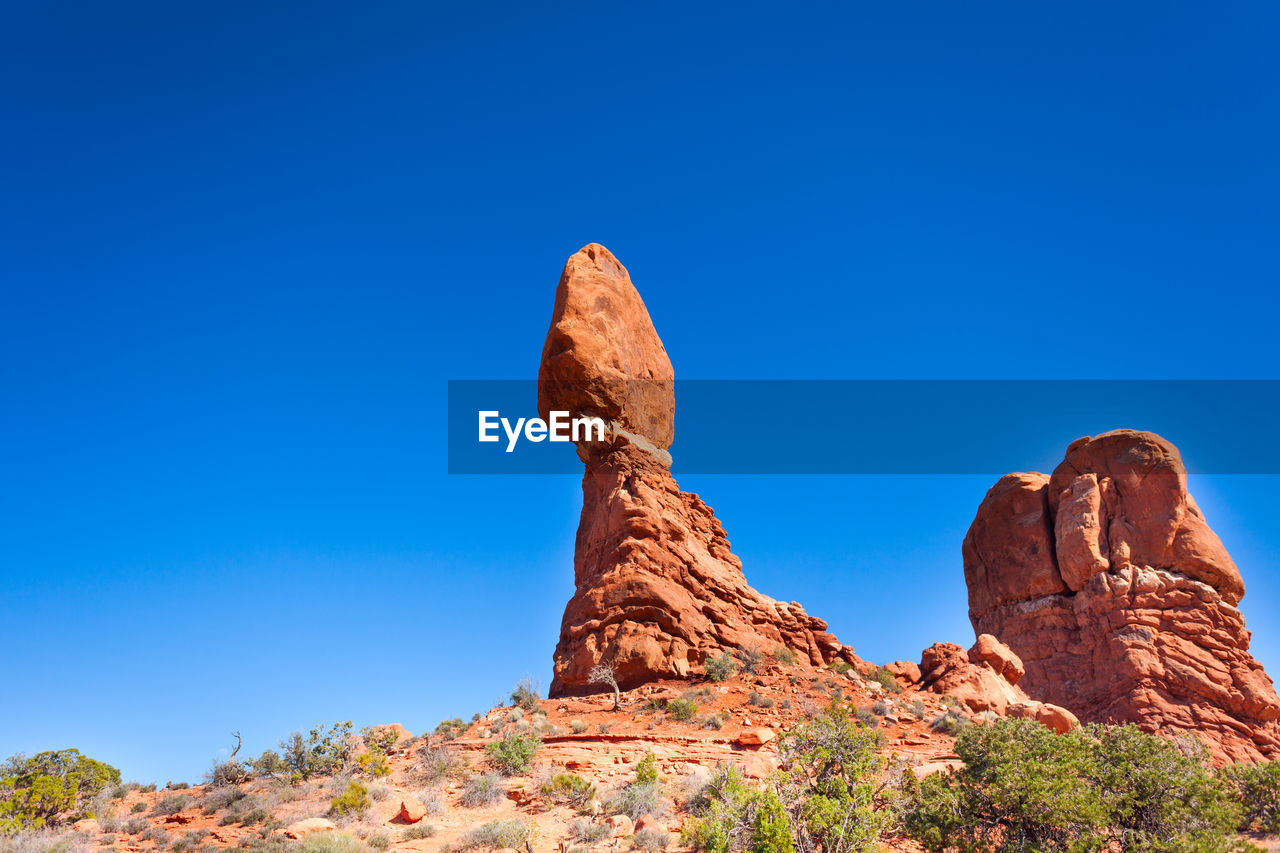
[773,647,798,667]
[456,819,531,850]
[705,652,738,682]
[402,824,435,841]
[433,719,469,742]
[297,831,368,853]
[737,648,766,675]
[151,794,188,816]
[608,757,665,821]
[634,828,671,851]
[747,691,775,708]
[589,663,622,711]
[930,711,967,735]
[854,707,879,728]
[666,699,698,721]
[460,773,504,808]
[866,666,903,694]
[484,732,540,776]
[539,773,596,810]
[418,746,467,784]
[871,700,891,716]
[568,818,609,843]
[910,699,927,719]
[279,721,354,781]
[328,780,370,817]
[509,677,541,713]
[698,715,724,730]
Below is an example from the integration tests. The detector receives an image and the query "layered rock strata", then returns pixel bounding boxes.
[540,244,856,697]
[964,429,1280,761]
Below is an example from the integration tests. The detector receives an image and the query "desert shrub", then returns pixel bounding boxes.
[569,720,588,734]
[705,652,737,682]
[199,786,245,814]
[0,751,122,831]
[168,830,207,853]
[1220,760,1280,834]
[328,780,370,817]
[417,747,466,784]
[773,647,798,667]
[129,803,145,814]
[358,727,399,757]
[666,699,698,722]
[736,648,766,675]
[568,818,608,843]
[460,773,504,808]
[354,753,389,778]
[248,750,286,779]
[205,757,248,788]
[682,764,794,853]
[910,699,926,719]
[633,828,670,851]
[775,702,889,853]
[539,773,595,810]
[505,708,524,725]
[902,719,1247,853]
[827,661,852,675]
[866,666,902,694]
[122,817,149,835]
[509,677,541,713]
[140,827,168,845]
[746,692,774,708]
[484,732,539,776]
[854,707,879,728]
[365,832,390,851]
[0,831,90,853]
[598,723,612,734]
[930,712,967,735]
[151,795,188,816]
[698,715,724,731]
[402,824,434,840]
[167,783,190,791]
[779,699,793,711]
[433,719,468,742]
[871,700,891,716]
[939,695,960,710]
[609,782,664,821]
[634,754,659,786]
[458,819,531,850]
[279,722,353,781]
[298,831,367,853]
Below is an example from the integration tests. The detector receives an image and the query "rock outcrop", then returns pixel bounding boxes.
[918,635,1079,733]
[964,429,1280,762]
[541,244,857,697]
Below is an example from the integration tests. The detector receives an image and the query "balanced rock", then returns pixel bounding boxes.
[542,245,856,696]
[964,429,1280,762]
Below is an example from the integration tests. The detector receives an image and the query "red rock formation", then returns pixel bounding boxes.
[541,244,856,697]
[964,429,1280,762]
[920,636,1079,732]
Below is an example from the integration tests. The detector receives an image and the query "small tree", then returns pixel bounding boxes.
[0,750,122,831]
[589,663,621,711]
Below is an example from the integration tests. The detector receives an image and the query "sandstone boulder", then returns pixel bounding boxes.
[919,641,1025,714]
[395,799,427,824]
[967,633,1024,685]
[964,430,1280,762]
[737,727,776,747]
[542,245,858,696]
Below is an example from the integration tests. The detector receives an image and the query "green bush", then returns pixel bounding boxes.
[328,780,370,817]
[484,732,539,776]
[666,699,698,722]
[705,652,738,682]
[0,750,122,831]
[433,719,469,742]
[1220,761,1280,834]
[279,721,353,781]
[682,764,795,853]
[460,773,504,808]
[634,753,659,786]
[902,719,1248,853]
[538,773,595,810]
[773,647,798,667]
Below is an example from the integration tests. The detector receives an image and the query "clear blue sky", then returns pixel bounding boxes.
[2,2,1278,784]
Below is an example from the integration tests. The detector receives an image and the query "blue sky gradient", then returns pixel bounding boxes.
[2,2,1278,783]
